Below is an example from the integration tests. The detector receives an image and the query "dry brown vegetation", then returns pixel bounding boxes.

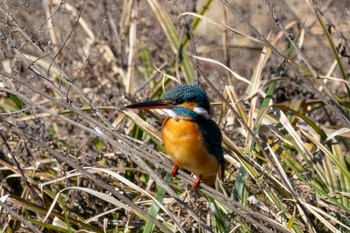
[0,0,350,232]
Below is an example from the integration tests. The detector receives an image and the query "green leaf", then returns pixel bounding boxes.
[143,173,171,233]
[10,93,25,109]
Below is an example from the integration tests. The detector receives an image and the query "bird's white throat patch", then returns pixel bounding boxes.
[161,107,209,120]
[162,109,179,120]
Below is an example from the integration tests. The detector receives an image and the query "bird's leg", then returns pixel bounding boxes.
[192,175,202,189]
[170,165,179,177]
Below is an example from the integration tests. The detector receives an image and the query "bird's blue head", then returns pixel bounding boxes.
[164,84,211,114]
[126,84,211,120]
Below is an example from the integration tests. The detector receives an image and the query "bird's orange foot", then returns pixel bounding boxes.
[192,176,202,189]
[170,165,179,177]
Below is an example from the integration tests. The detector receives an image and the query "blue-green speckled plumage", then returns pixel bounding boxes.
[164,84,211,114]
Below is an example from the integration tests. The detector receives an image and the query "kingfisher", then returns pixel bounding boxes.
[126,84,224,188]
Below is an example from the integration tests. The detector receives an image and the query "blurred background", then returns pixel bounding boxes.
[0,0,349,232]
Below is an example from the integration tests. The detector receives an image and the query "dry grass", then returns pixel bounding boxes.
[0,0,350,232]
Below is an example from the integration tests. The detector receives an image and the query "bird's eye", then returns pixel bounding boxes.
[175,98,184,104]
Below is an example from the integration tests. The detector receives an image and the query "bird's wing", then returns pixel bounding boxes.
[199,119,225,165]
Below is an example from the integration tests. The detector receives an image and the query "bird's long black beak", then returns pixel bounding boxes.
[125,99,171,110]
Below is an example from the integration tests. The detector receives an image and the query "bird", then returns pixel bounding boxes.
[126,84,224,188]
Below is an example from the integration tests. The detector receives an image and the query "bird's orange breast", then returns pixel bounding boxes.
[161,117,219,185]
